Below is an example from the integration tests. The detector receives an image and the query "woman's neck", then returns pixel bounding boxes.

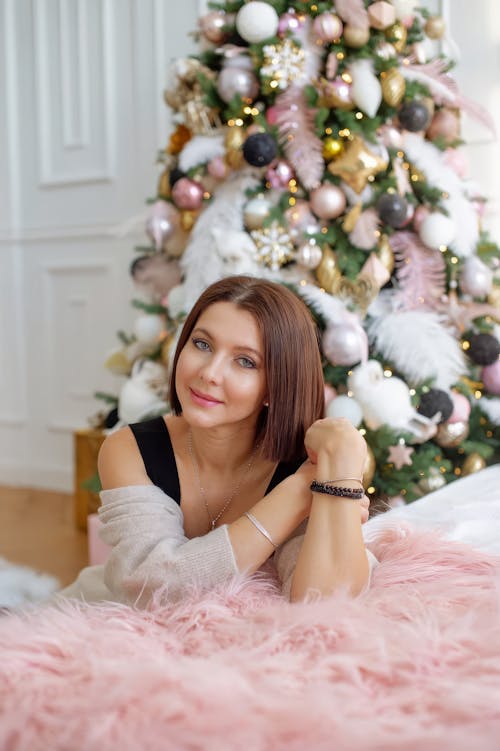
[186,421,260,474]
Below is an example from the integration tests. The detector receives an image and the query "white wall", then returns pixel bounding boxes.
[0,0,198,490]
[0,0,498,492]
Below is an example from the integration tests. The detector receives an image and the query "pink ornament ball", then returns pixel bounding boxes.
[207,156,228,179]
[199,11,230,44]
[448,391,472,423]
[285,199,316,230]
[310,184,346,220]
[265,106,279,126]
[313,12,343,42]
[412,204,430,232]
[482,360,500,396]
[145,200,180,250]
[324,383,337,406]
[171,177,205,211]
[265,159,294,189]
[427,109,461,144]
[278,10,304,37]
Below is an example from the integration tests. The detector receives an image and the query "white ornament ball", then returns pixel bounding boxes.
[296,239,323,269]
[326,395,363,427]
[310,184,346,220]
[459,256,493,298]
[323,323,368,366]
[133,313,165,345]
[236,2,279,44]
[418,212,455,250]
[243,197,272,230]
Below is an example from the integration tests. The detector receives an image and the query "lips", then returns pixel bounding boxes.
[189,387,223,407]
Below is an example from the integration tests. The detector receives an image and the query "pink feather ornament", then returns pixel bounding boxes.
[390,231,446,311]
[273,85,324,190]
[348,208,380,250]
[335,0,370,30]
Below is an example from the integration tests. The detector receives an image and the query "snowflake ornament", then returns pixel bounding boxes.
[261,39,306,91]
[250,223,294,270]
[388,442,414,470]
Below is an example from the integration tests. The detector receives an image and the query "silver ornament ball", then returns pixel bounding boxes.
[296,240,323,269]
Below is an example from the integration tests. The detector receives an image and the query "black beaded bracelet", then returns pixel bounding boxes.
[310,481,364,499]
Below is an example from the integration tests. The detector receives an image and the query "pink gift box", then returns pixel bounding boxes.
[87,513,112,565]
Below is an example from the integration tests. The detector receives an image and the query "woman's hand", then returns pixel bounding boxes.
[304,417,367,482]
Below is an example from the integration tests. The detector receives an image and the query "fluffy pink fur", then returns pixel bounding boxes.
[2,527,500,751]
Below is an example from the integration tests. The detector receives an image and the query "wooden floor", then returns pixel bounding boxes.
[0,485,88,587]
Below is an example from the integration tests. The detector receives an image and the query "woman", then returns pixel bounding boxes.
[60,276,375,606]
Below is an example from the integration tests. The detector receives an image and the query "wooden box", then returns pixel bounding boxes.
[74,428,106,531]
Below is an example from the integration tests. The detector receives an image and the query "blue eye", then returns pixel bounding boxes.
[237,356,256,369]
[192,338,210,351]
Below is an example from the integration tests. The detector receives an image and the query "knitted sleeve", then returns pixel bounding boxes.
[97,485,238,606]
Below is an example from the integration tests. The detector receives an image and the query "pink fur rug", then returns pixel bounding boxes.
[2,526,500,751]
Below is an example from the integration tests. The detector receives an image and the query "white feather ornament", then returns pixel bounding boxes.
[478,397,500,426]
[297,284,359,328]
[367,308,467,389]
[403,133,478,257]
[349,60,382,118]
[178,133,225,172]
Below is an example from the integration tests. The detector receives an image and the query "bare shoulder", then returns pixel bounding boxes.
[98,425,150,490]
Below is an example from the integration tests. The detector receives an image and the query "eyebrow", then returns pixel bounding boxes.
[192,327,263,359]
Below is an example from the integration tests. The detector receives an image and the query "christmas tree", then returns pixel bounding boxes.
[96,0,500,507]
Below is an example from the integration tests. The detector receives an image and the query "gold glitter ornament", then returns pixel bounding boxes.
[157,169,171,199]
[180,210,198,232]
[435,420,470,448]
[250,223,294,270]
[344,24,370,48]
[224,126,246,169]
[315,246,342,292]
[327,135,388,194]
[462,452,487,476]
[381,68,406,107]
[418,469,446,494]
[425,16,446,40]
[362,445,376,488]
[377,234,395,275]
[385,21,407,53]
[322,137,344,161]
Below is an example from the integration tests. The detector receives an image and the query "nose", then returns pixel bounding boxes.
[199,351,223,385]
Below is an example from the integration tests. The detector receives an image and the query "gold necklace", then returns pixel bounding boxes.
[187,429,259,531]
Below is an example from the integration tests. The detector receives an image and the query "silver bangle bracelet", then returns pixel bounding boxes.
[243,511,278,549]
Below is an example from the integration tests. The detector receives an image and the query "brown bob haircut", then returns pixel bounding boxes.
[169,275,325,462]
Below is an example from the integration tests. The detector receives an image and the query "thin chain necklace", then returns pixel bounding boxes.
[187,429,259,531]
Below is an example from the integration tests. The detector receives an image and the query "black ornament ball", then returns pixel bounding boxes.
[377,193,408,228]
[417,388,453,424]
[104,407,119,429]
[169,167,185,187]
[242,132,278,167]
[468,333,500,365]
[398,100,431,132]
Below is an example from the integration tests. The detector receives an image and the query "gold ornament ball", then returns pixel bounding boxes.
[225,126,246,169]
[385,21,407,53]
[315,246,341,293]
[418,470,446,494]
[322,137,344,162]
[425,16,446,40]
[343,24,371,48]
[157,169,171,199]
[462,452,487,477]
[381,68,406,107]
[435,420,470,448]
[377,234,395,275]
[362,445,376,488]
[180,210,198,232]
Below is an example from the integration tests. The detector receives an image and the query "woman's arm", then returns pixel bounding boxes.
[96,428,313,605]
[289,418,370,602]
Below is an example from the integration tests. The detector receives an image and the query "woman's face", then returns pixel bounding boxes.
[175,302,267,431]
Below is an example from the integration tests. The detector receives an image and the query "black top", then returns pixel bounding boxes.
[129,416,302,505]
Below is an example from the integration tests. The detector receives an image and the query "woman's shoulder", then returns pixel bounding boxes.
[98,425,148,489]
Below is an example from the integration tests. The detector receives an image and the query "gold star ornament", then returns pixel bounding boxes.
[327,136,388,193]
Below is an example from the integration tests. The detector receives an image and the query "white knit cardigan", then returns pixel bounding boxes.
[58,484,376,606]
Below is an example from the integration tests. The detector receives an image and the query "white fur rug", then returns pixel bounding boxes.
[0,558,59,608]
